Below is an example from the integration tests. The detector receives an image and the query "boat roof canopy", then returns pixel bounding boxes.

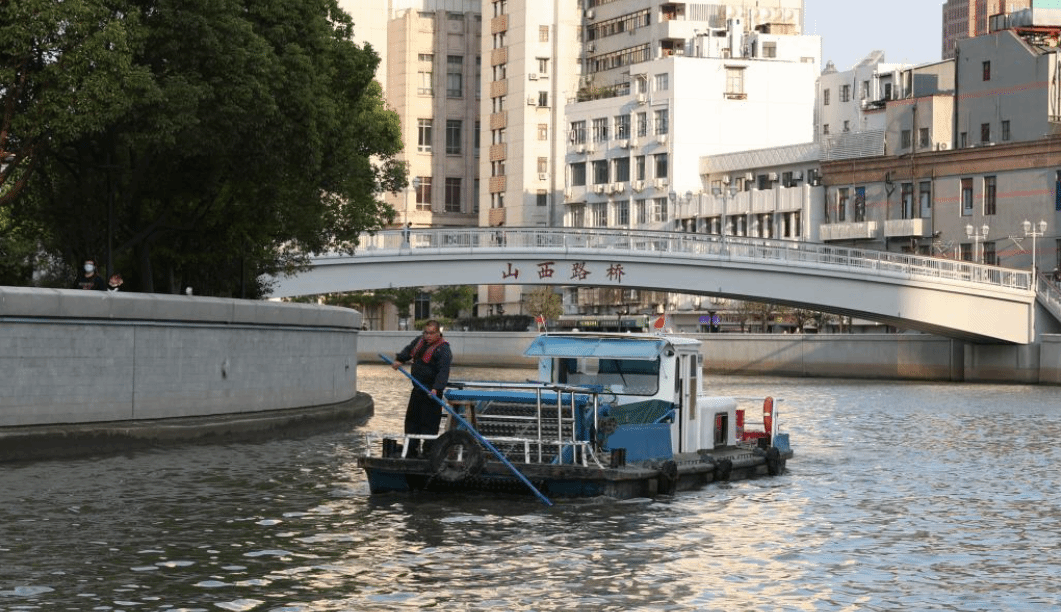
[524,334,670,360]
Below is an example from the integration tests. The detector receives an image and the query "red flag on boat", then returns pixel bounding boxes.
[653,314,666,330]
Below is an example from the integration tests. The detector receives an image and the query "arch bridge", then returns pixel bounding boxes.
[268,227,1061,345]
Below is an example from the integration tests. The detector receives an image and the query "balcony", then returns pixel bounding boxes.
[820,221,880,241]
[884,218,930,238]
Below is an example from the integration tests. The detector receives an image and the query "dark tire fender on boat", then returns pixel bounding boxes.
[714,458,733,482]
[657,460,679,496]
[428,430,486,483]
[765,446,783,476]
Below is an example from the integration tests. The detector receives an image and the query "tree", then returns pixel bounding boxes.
[431,286,475,320]
[523,286,563,322]
[6,0,404,294]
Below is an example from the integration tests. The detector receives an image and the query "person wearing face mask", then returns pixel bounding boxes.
[73,259,107,291]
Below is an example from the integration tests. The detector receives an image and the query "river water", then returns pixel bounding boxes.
[2,365,1061,611]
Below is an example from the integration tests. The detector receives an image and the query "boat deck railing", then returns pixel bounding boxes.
[444,381,606,467]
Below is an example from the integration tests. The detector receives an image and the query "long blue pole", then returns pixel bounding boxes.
[379,354,553,507]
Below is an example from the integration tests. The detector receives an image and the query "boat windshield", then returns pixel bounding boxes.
[556,357,660,396]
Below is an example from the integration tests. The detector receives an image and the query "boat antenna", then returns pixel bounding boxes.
[379,354,554,507]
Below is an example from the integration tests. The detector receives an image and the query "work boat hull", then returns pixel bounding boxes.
[360,332,794,501]
[359,444,791,500]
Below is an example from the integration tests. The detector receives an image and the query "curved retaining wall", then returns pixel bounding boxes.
[0,287,371,459]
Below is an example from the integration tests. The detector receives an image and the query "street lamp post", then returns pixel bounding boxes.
[1022,219,1047,274]
[711,185,738,247]
[965,223,990,264]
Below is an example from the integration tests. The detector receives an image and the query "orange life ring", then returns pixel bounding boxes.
[762,396,774,436]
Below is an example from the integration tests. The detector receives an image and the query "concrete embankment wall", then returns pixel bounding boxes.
[359,330,1061,384]
[0,287,372,460]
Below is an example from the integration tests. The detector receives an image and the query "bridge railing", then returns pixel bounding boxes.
[345,227,1032,292]
[1037,273,1061,322]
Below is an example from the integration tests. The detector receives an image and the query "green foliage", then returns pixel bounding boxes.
[432,285,475,319]
[523,287,563,321]
[3,0,404,295]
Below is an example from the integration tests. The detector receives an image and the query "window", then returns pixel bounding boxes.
[592,118,609,142]
[537,190,548,207]
[654,153,668,179]
[417,119,433,152]
[593,160,608,184]
[445,120,462,154]
[840,84,850,102]
[417,70,433,96]
[492,0,506,18]
[961,178,973,215]
[617,201,629,226]
[919,181,932,217]
[445,178,461,212]
[538,123,548,141]
[539,25,549,42]
[473,179,479,213]
[837,188,848,222]
[901,129,912,149]
[635,156,645,181]
[854,187,866,222]
[447,56,463,98]
[919,127,930,148]
[652,198,667,222]
[492,63,507,80]
[984,176,997,215]
[823,88,830,105]
[981,123,990,143]
[983,242,996,265]
[636,112,648,137]
[415,292,431,320]
[538,91,549,106]
[843,120,850,132]
[960,132,968,148]
[823,124,830,135]
[1002,120,1011,141]
[614,157,630,182]
[983,61,991,81]
[725,67,745,98]
[536,58,549,74]
[654,109,668,135]
[615,115,630,139]
[860,80,869,100]
[474,120,480,154]
[762,42,776,58]
[571,162,586,186]
[415,176,432,209]
[591,203,608,227]
[655,73,669,91]
[537,156,548,174]
[901,183,914,219]
[570,120,586,144]
[418,53,434,63]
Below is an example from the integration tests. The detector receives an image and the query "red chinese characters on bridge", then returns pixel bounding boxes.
[501,261,626,284]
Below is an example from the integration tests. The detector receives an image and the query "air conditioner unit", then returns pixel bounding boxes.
[527,96,537,105]
[575,144,585,153]
[587,43,596,52]
[630,138,639,147]
[636,93,647,104]
[937,143,949,151]
[528,73,538,80]
[586,9,594,19]
[721,175,731,184]
[793,170,804,180]
[538,172,548,180]
[586,143,596,153]
[564,190,572,200]
[633,180,644,192]
[744,172,754,181]
[618,139,629,148]
[658,134,668,145]
[655,178,668,190]
[594,184,605,194]
[768,172,778,181]
[613,182,624,193]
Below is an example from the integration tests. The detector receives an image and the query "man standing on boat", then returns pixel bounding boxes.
[392,320,452,457]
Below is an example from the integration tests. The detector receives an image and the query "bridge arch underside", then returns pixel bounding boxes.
[273,251,1034,344]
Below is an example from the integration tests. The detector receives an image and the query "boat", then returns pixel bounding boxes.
[358,332,792,501]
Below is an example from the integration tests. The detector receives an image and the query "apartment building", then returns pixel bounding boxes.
[942,0,1032,59]
[385,2,483,230]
